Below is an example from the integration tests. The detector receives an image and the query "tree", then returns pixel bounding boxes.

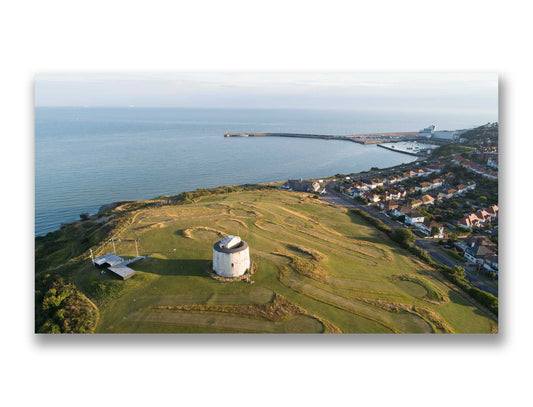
[452,266,466,279]
[391,228,416,246]
[431,226,441,237]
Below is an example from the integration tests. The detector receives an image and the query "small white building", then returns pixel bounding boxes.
[213,235,250,278]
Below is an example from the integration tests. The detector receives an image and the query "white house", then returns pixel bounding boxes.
[405,212,425,226]
[418,221,444,238]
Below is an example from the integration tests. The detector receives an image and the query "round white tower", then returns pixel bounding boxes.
[213,235,250,278]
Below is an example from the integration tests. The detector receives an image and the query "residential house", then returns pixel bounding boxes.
[349,187,366,197]
[409,199,423,209]
[415,182,432,193]
[438,188,456,199]
[464,244,497,268]
[380,200,399,212]
[385,175,400,185]
[455,184,468,195]
[284,179,315,192]
[486,205,499,219]
[431,178,443,188]
[421,194,435,205]
[474,209,492,224]
[405,211,425,226]
[483,254,499,274]
[391,206,412,217]
[418,221,444,238]
[384,189,403,201]
[425,164,443,173]
[363,192,380,202]
[457,213,481,229]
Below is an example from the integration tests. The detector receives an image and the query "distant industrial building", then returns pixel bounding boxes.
[418,125,436,138]
[432,130,457,140]
[418,125,458,141]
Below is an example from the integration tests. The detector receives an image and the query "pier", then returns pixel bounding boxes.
[224,131,419,144]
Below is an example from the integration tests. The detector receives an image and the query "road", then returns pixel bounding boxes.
[322,181,498,298]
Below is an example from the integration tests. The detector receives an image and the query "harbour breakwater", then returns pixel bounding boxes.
[224,131,419,145]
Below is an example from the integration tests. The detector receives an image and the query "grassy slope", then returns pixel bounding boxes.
[65,190,495,333]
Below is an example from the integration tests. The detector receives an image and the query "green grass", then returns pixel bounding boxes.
[37,189,497,333]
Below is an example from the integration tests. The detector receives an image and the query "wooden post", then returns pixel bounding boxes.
[90,248,95,266]
[135,239,139,257]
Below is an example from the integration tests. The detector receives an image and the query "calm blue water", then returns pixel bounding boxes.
[35,107,495,236]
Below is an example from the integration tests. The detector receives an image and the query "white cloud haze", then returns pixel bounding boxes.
[34,72,498,113]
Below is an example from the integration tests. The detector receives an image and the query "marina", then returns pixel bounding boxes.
[377,141,440,157]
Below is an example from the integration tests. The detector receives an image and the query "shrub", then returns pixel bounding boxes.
[390,228,415,246]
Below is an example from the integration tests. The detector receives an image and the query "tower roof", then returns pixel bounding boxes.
[214,235,248,254]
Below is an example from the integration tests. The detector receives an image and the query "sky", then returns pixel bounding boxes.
[34,72,498,113]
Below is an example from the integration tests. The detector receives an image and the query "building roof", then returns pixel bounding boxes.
[214,236,249,254]
[107,265,136,279]
[382,201,398,210]
[220,235,241,249]
[93,253,124,267]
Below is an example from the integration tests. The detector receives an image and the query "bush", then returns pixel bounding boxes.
[391,228,416,246]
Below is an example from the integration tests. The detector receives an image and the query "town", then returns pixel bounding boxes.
[282,122,499,293]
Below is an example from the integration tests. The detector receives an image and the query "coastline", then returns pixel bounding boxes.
[37,156,427,239]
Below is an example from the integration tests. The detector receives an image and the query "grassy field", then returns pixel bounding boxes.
[58,189,496,333]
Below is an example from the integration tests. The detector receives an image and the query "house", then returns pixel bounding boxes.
[418,221,444,238]
[405,211,425,226]
[455,184,468,195]
[464,244,497,266]
[425,164,443,173]
[284,179,315,192]
[465,235,496,249]
[486,205,499,219]
[415,182,432,193]
[457,213,481,229]
[453,154,466,164]
[392,206,412,217]
[384,189,403,201]
[415,169,426,177]
[409,199,423,209]
[474,209,492,223]
[439,188,456,199]
[349,187,365,197]
[483,254,499,274]
[487,154,498,169]
[380,200,399,212]
[385,175,400,185]
[431,178,443,188]
[365,179,383,190]
[363,192,380,202]
[310,182,321,193]
[421,194,436,205]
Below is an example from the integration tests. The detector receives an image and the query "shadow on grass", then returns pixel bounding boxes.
[136,257,212,278]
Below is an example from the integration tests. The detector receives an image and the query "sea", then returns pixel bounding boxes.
[35,107,495,236]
